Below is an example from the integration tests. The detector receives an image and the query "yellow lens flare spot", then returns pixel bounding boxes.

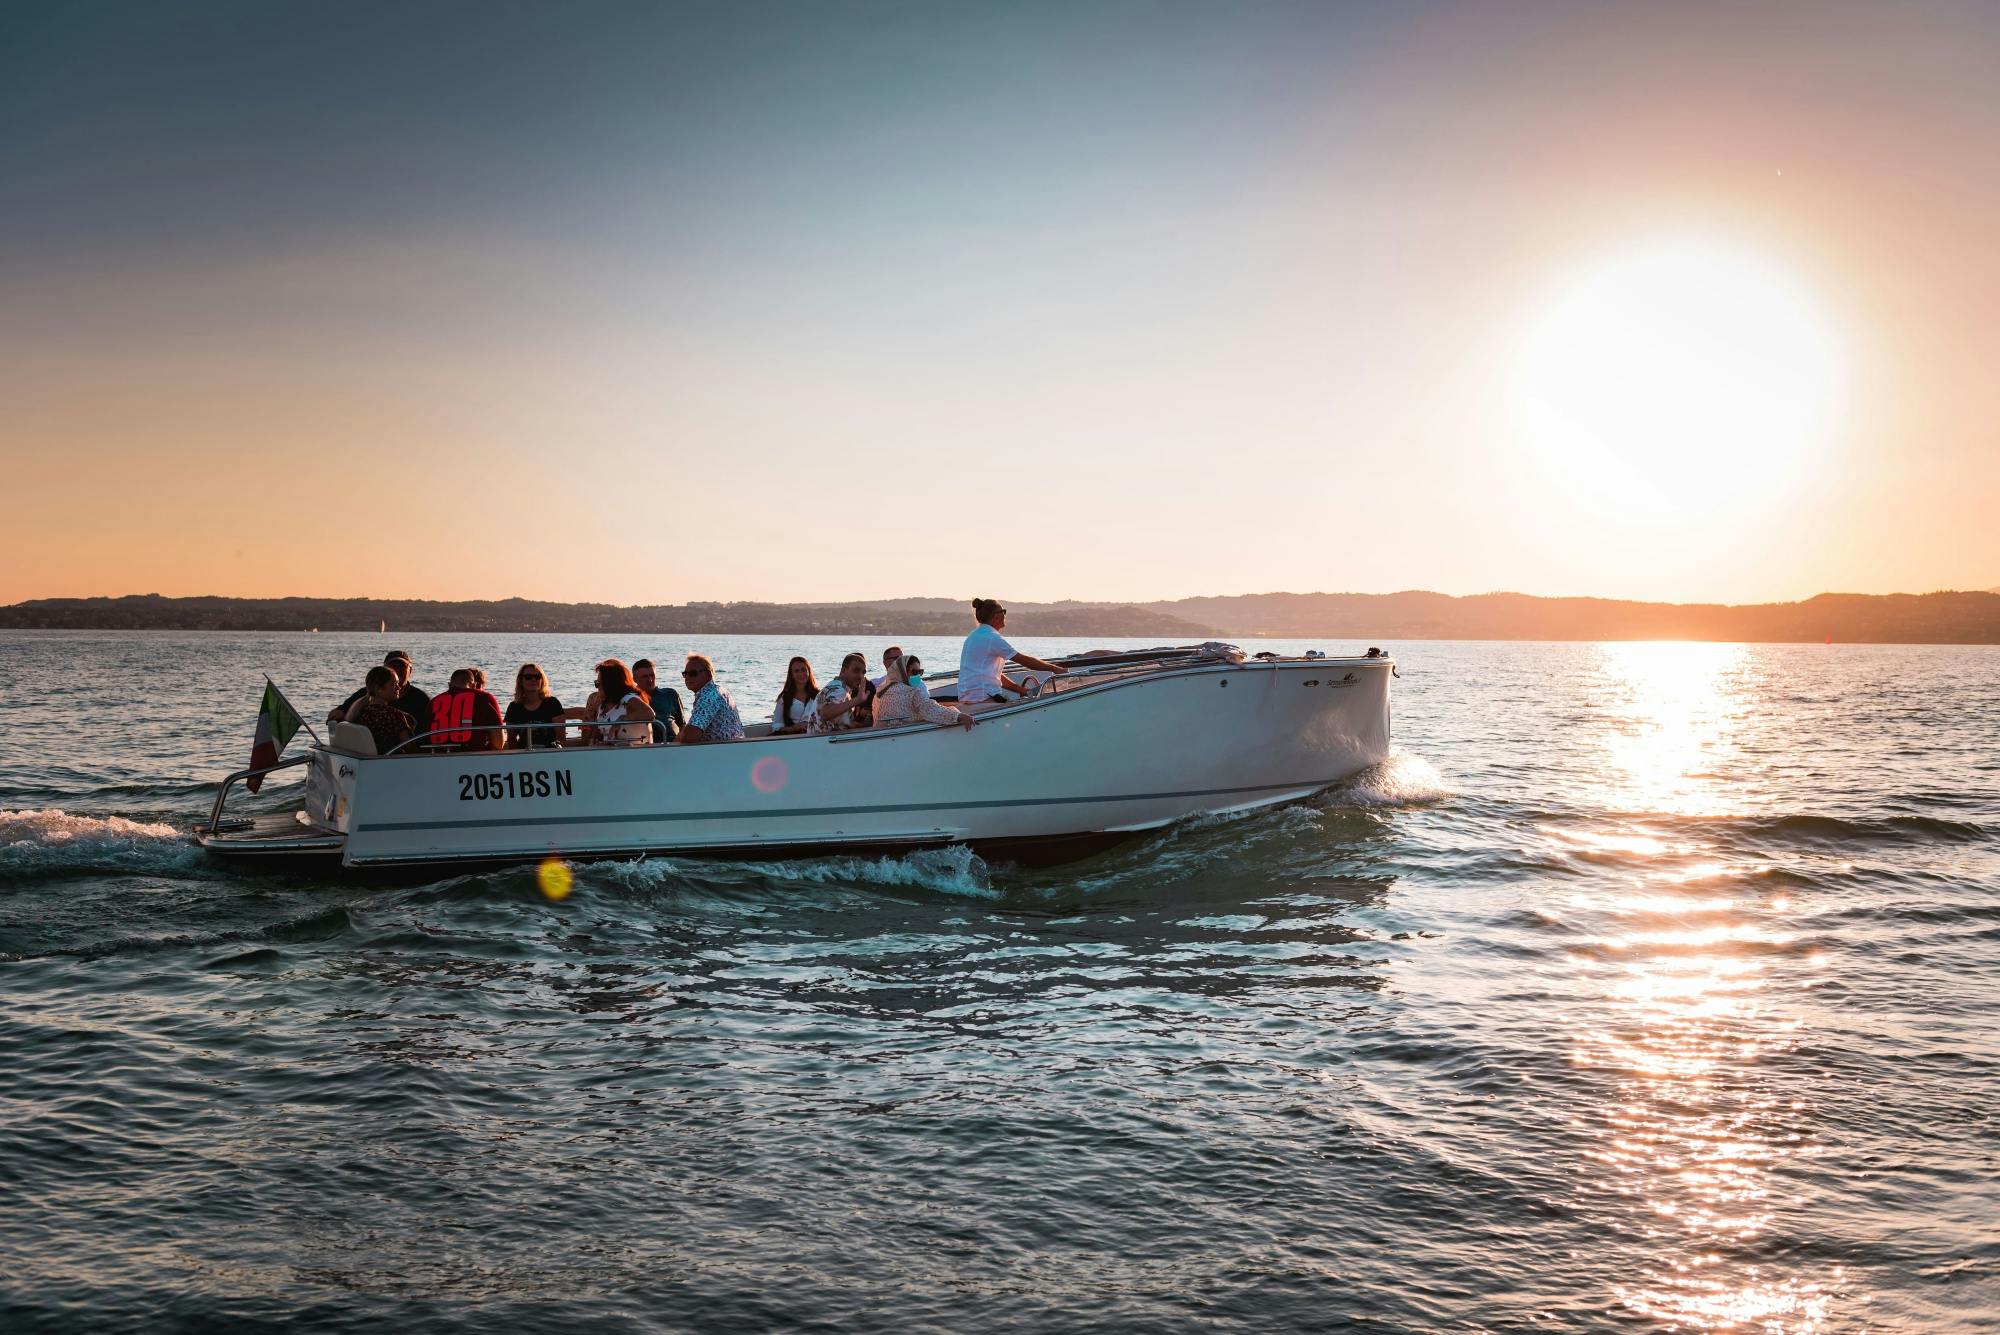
[537,858,574,901]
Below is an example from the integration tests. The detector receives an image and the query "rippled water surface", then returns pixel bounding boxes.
[2,632,1995,1332]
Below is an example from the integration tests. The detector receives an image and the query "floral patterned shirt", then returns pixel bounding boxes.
[687,681,745,741]
[353,700,415,755]
[807,679,874,734]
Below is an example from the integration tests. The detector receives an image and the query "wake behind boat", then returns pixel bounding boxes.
[195,643,1393,871]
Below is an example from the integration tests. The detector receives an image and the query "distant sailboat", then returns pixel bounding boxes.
[379,618,386,634]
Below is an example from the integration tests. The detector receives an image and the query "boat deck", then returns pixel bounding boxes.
[195,811,344,856]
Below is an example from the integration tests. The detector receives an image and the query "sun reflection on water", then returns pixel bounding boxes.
[1594,641,1749,816]
[1569,643,1837,1330]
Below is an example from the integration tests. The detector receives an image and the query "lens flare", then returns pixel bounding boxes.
[537,858,574,901]
[750,755,788,793]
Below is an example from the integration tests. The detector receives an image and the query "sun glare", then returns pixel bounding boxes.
[1512,236,1844,526]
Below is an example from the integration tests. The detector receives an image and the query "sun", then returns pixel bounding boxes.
[1511,235,1844,526]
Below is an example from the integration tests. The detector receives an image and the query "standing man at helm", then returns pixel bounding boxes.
[956,598,1066,705]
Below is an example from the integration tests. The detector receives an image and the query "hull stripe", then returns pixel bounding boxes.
[355,777,1342,834]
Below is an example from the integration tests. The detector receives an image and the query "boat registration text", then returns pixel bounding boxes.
[458,770,574,801]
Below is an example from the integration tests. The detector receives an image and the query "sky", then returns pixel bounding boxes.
[2,0,1995,608]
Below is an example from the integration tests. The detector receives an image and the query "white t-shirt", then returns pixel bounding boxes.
[957,623,1018,702]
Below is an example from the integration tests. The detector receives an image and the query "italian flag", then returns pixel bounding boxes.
[246,678,304,792]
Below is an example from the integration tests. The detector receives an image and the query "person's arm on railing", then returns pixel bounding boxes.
[914,682,975,732]
[561,691,603,745]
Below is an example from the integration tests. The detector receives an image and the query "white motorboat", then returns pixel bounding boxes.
[194,643,1393,870]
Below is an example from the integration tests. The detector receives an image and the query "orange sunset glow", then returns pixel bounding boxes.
[4,10,1998,1335]
[2,4,1995,608]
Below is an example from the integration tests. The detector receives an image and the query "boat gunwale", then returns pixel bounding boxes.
[352,655,1393,763]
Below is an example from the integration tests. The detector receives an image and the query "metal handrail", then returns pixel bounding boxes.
[836,656,1238,739]
[204,754,315,833]
[380,720,586,757]
[924,643,1242,692]
[927,655,1207,703]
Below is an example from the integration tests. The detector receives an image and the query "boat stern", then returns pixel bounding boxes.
[193,745,352,866]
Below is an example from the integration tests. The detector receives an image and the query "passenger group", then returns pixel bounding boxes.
[325,599,1063,755]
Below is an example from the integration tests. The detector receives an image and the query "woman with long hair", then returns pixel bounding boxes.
[504,662,566,748]
[562,657,656,746]
[772,656,819,734]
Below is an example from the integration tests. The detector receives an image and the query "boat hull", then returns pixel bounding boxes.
[207,657,1392,870]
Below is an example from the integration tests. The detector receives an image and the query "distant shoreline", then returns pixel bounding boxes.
[3,628,1996,649]
[4,589,1998,645]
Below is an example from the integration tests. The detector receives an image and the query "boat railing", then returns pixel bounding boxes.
[203,753,315,834]
[1048,643,1234,669]
[346,648,1298,758]
[927,644,1238,700]
[379,721,606,757]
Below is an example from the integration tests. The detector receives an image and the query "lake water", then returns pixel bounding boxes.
[1,632,1995,1332]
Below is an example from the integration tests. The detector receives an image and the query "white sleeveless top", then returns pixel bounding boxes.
[595,691,651,746]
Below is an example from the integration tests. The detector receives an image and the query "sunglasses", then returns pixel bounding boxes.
[682,668,707,679]
[520,672,542,680]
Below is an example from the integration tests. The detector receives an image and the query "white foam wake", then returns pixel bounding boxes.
[755,845,999,899]
[1333,749,1453,807]
[596,843,1000,900]
[0,807,195,876]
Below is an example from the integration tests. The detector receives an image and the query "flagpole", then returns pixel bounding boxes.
[269,674,323,746]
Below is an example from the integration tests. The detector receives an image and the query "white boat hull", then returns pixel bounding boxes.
[205,656,1392,870]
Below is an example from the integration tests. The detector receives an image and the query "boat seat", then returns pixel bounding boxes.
[329,721,378,756]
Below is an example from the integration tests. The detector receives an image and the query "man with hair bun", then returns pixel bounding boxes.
[956,598,1065,705]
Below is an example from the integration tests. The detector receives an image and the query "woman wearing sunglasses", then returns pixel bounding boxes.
[872,655,975,732]
[504,663,567,748]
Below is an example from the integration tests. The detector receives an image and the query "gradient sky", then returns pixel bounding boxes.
[4,1,1995,607]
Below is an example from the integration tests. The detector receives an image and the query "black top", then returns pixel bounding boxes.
[340,683,432,732]
[646,687,685,743]
[504,696,566,749]
[352,701,416,755]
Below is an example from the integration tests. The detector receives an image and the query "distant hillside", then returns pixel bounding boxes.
[2,590,1997,643]
[0,594,1212,639]
[1145,590,2000,644]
